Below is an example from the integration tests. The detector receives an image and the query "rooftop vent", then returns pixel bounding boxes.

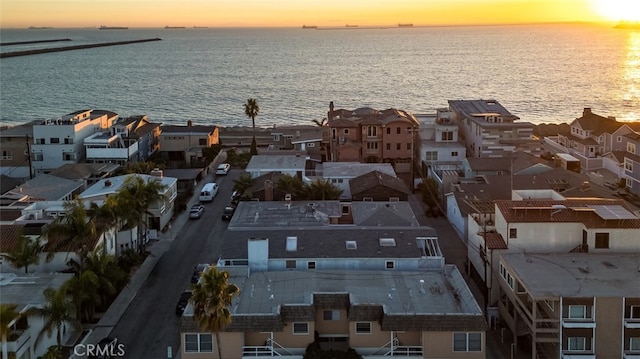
[345,241,357,250]
[104,179,112,187]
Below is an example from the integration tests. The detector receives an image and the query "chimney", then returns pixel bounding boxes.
[330,101,334,113]
[329,101,334,120]
[264,180,273,201]
[187,120,193,127]
[150,168,163,177]
[583,108,592,116]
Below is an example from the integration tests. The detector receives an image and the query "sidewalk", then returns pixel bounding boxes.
[73,153,226,356]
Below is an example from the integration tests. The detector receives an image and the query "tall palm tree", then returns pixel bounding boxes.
[44,198,96,262]
[305,178,343,200]
[190,267,240,359]
[62,267,99,322]
[1,231,44,273]
[244,98,260,155]
[1,304,20,359]
[117,175,166,254]
[26,286,81,353]
[311,117,327,127]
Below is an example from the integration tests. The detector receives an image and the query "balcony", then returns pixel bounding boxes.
[6,329,30,353]
[561,352,595,359]
[562,318,595,328]
[242,338,300,358]
[624,352,640,359]
[625,317,640,329]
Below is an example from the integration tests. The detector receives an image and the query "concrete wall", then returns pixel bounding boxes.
[595,297,622,358]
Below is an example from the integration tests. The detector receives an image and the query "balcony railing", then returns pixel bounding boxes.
[6,330,30,352]
[625,317,640,328]
[562,317,595,328]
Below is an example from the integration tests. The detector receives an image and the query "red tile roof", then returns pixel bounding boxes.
[484,232,508,249]
[495,198,640,228]
[0,224,24,252]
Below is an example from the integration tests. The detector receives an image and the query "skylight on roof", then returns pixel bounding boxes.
[345,241,357,250]
[379,238,396,247]
[286,237,297,252]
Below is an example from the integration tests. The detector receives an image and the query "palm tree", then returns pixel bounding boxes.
[190,267,240,359]
[82,251,125,312]
[1,231,44,273]
[62,267,99,322]
[44,198,96,262]
[26,286,81,353]
[275,174,306,200]
[305,178,343,200]
[244,98,260,155]
[117,175,166,254]
[232,173,255,199]
[311,117,327,127]
[1,304,20,359]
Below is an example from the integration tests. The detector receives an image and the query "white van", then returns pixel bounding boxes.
[199,182,219,202]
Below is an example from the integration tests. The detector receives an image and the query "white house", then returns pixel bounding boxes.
[318,162,397,199]
[245,155,309,179]
[79,173,178,244]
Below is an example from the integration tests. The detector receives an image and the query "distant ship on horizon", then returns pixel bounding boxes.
[99,25,128,30]
[345,24,358,28]
[165,26,186,29]
[614,21,640,30]
[302,25,317,29]
[398,23,413,27]
[28,26,53,29]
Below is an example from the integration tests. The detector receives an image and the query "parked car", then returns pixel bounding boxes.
[230,190,241,205]
[191,263,210,283]
[88,337,119,359]
[216,163,231,175]
[175,290,193,315]
[189,204,205,219]
[221,206,236,221]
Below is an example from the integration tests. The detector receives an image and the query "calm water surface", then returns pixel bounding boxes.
[0,24,638,127]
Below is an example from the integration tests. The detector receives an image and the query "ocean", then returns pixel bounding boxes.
[0,23,638,128]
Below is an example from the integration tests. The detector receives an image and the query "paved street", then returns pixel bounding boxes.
[109,168,239,359]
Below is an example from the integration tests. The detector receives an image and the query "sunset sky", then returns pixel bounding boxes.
[1,0,638,28]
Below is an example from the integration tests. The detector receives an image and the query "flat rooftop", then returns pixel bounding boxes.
[221,266,482,316]
[501,252,640,298]
[0,272,74,311]
[320,162,397,178]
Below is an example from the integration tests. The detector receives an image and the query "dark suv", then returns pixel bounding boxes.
[191,263,210,283]
[175,290,193,315]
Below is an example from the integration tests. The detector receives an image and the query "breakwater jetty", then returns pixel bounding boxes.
[0,38,161,58]
[0,38,72,46]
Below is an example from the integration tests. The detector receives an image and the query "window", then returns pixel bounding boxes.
[307,143,315,147]
[407,143,411,150]
[184,333,213,353]
[567,337,586,351]
[453,333,482,352]
[568,305,586,319]
[617,136,622,142]
[293,322,309,335]
[286,260,296,269]
[307,261,316,269]
[441,131,454,141]
[64,138,73,144]
[343,129,349,135]
[367,126,377,137]
[33,153,43,161]
[366,142,378,150]
[50,138,59,144]
[396,127,401,134]
[628,143,637,153]
[499,262,514,290]
[386,127,391,134]
[396,143,401,150]
[386,143,391,150]
[385,260,395,269]
[509,228,517,239]
[273,134,281,141]
[451,151,458,157]
[63,153,75,161]
[425,151,438,161]
[631,337,640,351]
[355,322,371,334]
[630,305,640,318]
[36,138,45,144]
[595,233,609,249]
[1,150,12,160]
[323,310,340,320]
[625,158,633,172]
[199,139,207,146]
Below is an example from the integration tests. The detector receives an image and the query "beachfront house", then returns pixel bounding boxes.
[30,110,119,174]
[448,99,539,158]
[158,121,219,168]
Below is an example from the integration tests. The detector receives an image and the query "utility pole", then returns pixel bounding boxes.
[25,134,33,179]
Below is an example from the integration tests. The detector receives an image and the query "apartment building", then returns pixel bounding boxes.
[448,99,539,158]
[0,121,38,179]
[466,191,640,325]
[416,109,466,173]
[158,121,218,166]
[326,102,419,173]
[622,132,640,195]
[497,252,640,359]
[30,109,118,174]
[84,115,161,165]
[179,199,486,358]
